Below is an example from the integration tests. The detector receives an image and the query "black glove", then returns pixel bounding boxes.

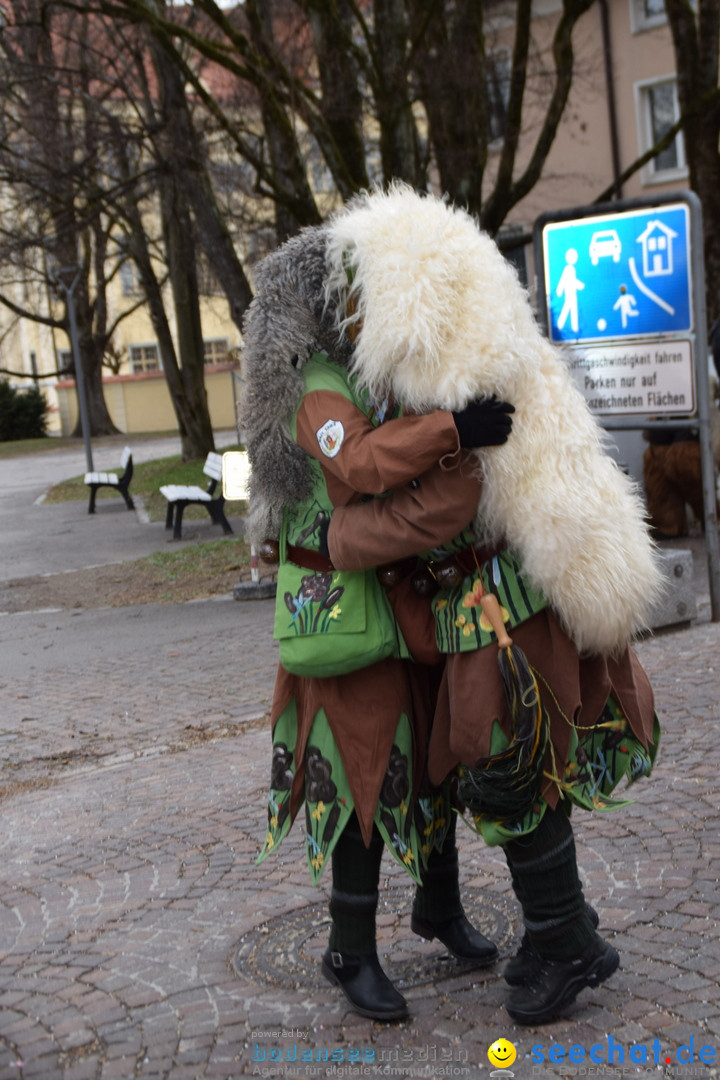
[451,396,514,448]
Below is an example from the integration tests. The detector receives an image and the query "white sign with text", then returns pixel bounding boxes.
[568,339,695,416]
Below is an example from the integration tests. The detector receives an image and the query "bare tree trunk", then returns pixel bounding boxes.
[142,45,254,332]
[303,0,370,193]
[147,16,217,460]
[246,0,322,240]
[408,0,488,210]
[2,4,119,436]
[63,267,118,438]
[118,167,201,458]
[665,0,720,329]
[373,0,420,184]
[161,171,215,461]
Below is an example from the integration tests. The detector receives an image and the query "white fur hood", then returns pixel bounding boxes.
[326,184,663,656]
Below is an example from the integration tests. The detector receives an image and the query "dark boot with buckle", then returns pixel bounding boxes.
[503,807,618,1024]
[411,815,498,967]
[322,815,408,1021]
[321,948,408,1021]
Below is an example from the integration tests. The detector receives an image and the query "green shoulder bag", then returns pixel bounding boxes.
[273,519,405,678]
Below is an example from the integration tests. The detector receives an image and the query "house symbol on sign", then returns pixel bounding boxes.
[636,220,677,277]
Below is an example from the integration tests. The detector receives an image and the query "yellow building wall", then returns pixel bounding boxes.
[56,363,240,438]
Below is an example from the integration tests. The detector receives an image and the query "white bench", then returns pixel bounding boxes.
[84,446,135,514]
[160,451,234,540]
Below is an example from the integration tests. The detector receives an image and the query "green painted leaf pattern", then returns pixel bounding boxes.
[256,701,298,866]
[303,710,354,883]
[416,782,452,862]
[459,697,660,846]
[373,714,424,884]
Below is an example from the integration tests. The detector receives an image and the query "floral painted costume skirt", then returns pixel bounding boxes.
[428,605,660,847]
[256,659,450,885]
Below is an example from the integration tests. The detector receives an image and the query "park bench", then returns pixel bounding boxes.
[160,451,234,540]
[84,446,135,514]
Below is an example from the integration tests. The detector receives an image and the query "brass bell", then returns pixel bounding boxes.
[435,560,464,590]
[377,564,402,589]
[412,564,437,596]
[259,538,280,564]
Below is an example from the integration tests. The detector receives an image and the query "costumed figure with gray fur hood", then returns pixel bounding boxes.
[319,184,661,1026]
[241,216,519,1021]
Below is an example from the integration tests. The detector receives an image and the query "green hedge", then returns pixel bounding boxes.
[0,379,48,441]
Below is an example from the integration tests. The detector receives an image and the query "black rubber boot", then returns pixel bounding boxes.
[411,814,498,966]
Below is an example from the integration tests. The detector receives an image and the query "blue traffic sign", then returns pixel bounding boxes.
[541,203,692,344]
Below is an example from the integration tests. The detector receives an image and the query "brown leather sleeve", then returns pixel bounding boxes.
[327,458,482,570]
[295,390,461,502]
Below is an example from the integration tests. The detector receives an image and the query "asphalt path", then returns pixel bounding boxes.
[0,433,238,581]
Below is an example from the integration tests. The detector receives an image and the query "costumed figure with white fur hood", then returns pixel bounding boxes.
[320,185,661,1027]
[241,214,522,1021]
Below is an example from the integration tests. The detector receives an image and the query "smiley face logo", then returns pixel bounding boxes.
[488,1039,517,1069]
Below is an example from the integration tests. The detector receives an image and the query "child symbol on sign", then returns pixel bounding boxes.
[613,284,639,329]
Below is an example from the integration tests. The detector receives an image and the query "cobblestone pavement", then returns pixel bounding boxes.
[2,449,720,1080]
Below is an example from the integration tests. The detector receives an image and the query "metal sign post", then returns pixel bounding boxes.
[534,190,720,622]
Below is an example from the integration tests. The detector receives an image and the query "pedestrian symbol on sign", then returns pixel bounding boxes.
[555,248,584,334]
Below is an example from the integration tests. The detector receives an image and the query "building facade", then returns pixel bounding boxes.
[496,0,687,278]
[0,0,691,437]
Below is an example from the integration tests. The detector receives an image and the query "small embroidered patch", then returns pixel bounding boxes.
[316,419,344,458]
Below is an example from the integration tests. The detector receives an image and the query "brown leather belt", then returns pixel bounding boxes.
[286,542,503,580]
[287,543,335,573]
[287,543,416,586]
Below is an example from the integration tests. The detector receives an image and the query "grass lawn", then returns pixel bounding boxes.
[0,435,82,457]
[0,430,181,459]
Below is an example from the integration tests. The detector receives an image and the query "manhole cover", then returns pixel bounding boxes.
[231,886,518,990]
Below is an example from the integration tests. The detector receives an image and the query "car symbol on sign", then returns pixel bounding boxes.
[589,229,622,265]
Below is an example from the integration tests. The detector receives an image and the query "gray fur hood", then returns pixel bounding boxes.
[239,225,353,545]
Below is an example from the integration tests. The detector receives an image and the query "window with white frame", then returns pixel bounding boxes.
[635,77,686,183]
[129,344,161,373]
[630,0,666,33]
[120,260,142,297]
[197,257,222,296]
[203,338,230,365]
